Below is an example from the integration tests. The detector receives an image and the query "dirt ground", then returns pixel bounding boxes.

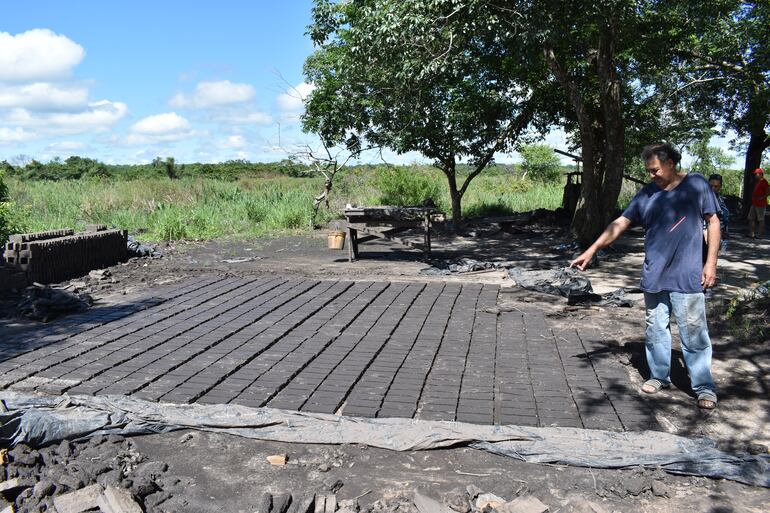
[1,218,769,512]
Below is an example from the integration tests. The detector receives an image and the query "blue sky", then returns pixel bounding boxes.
[0,1,740,167]
[1,1,323,164]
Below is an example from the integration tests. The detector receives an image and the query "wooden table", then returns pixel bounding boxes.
[344,206,438,262]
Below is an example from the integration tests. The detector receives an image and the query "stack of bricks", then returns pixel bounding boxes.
[3,225,128,285]
[0,261,27,292]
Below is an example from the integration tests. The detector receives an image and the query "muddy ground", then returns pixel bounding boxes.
[1,218,769,512]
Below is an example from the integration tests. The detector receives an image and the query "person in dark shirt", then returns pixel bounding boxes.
[570,143,719,410]
[708,173,729,254]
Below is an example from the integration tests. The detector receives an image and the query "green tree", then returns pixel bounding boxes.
[165,157,177,180]
[64,156,108,179]
[665,0,769,213]
[519,144,562,182]
[688,136,735,176]
[303,0,550,227]
[0,169,22,243]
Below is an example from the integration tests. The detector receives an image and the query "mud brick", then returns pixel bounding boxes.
[9,228,74,243]
[376,406,414,418]
[25,229,128,284]
[418,410,455,421]
[539,417,583,428]
[343,405,380,417]
[456,412,493,424]
[581,415,623,430]
[499,414,538,426]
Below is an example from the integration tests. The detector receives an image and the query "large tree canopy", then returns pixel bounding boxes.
[303,0,555,226]
[668,0,769,211]
[303,0,761,243]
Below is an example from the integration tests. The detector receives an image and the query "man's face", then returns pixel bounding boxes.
[756,172,764,181]
[709,179,722,193]
[645,156,677,188]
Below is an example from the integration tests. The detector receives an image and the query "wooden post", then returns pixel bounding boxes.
[347,222,357,262]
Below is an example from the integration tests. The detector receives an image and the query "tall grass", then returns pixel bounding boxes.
[6,170,566,241]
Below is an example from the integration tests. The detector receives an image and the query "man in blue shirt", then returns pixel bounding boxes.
[571,143,720,410]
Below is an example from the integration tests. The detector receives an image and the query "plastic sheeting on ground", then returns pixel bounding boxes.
[0,392,767,487]
[420,263,637,307]
[508,267,638,307]
[127,235,161,258]
[17,285,93,322]
[420,258,503,275]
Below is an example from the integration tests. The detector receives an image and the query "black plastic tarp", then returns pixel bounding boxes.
[1,392,766,487]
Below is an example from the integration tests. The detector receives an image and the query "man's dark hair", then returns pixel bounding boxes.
[641,143,681,166]
[708,174,723,183]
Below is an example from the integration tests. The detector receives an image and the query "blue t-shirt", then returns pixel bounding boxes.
[622,173,719,293]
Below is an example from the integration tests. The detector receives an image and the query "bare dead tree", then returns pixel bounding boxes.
[289,140,381,225]
[273,72,381,225]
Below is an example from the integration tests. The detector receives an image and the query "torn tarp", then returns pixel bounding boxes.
[419,258,503,275]
[127,235,162,258]
[420,263,637,307]
[0,392,767,487]
[16,284,93,322]
[507,267,640,307]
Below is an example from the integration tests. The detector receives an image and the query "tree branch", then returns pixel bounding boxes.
[458,101,535,197]
[677,49,746,74]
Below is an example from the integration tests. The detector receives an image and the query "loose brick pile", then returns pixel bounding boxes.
[2,226,127,286]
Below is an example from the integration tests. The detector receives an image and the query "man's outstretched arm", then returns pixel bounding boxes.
[702,213,720,288]
[570,216,633,271]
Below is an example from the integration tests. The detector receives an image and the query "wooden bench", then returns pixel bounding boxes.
[344,206,438,262]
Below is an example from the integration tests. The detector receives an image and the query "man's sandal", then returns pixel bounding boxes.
[697,394,717,410]
[641,379,669,394]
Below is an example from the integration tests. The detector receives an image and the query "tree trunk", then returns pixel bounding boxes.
[571,135,608,247]
[547,25,625,247]
[441,157,463,232]
[742,122,769,217]
[595,25,625,235]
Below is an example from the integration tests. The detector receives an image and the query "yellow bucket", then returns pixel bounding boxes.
[327,231,346,250]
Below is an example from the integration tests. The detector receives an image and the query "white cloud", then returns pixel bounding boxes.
[2,100,128,135]
[46,141,86,152]
[214,110,273,125]
[131,112,190,135]
[118,112,199,146]
[0,127,37,143]
[0,82,89,111]
[169,80,255,109]
[276,82,315,112]
[216,135,247,149]
[121,132,196,145]
[0,29,85,82]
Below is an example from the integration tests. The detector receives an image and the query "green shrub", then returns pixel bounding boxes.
[373,166,443,206]
[245,198,269,222]
[152,208,188,241]
[0,171,26,242]
[519,144,562,182]
[0,170,7,202]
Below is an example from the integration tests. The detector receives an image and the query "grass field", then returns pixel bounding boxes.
[5,161,750,242]
[6,167,568,241]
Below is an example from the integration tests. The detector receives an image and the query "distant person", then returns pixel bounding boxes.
[570,143,719,410]
[749,168,768,239]
[708,174,729,253]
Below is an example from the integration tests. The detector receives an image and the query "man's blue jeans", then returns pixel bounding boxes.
[644,291,717,399]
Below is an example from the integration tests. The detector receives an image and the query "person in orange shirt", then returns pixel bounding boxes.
[749,168,769,239]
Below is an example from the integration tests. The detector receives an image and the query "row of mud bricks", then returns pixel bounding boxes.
[2,225,127,286]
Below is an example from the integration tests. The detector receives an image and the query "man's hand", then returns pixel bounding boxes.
[570,250,595,271]
[702,261,717,288]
